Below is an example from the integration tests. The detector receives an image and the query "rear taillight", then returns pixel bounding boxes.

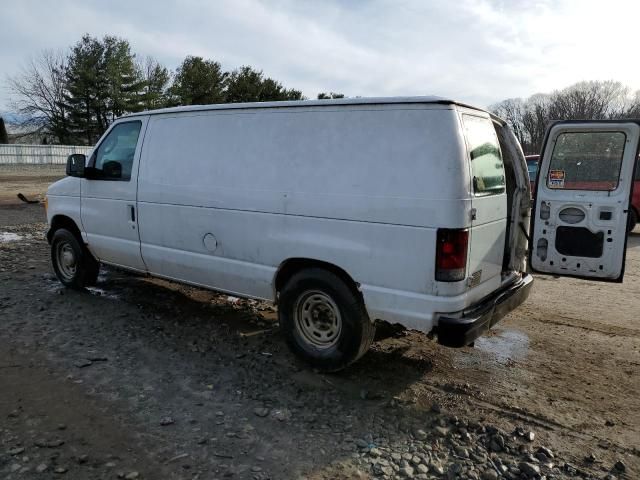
[435,228,469,282]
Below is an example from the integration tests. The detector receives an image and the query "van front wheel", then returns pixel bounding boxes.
[51,228,99,289]
[278,269,375,371]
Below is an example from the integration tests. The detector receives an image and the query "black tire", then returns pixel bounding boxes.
[627,209,638,234]
[51,228,99,289]
[278,268,375,372]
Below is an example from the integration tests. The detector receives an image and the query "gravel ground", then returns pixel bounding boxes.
[0,170,637,479]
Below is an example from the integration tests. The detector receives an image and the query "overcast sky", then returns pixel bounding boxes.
[1,0,639,113]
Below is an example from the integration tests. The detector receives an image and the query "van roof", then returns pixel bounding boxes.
[122,96,488,118]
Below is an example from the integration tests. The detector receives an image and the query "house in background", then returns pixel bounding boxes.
[5,122,54,145]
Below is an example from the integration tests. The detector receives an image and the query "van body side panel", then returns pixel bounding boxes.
[137,106,467,227]
[136,105,470,331]
[46,177,83,239]
[136,204,439,301]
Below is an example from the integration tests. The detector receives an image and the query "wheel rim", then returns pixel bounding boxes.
[55,241,77,281]
[294,290,342,349]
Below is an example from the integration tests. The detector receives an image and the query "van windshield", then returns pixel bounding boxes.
[462,114,506,195]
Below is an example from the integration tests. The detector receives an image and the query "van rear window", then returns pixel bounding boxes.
[462,114,506,195]
[546,131,626,191]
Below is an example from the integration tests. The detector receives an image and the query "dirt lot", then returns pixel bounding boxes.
[0,165,65,203]
[0,166,638,479]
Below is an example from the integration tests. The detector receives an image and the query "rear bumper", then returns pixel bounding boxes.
[436,273,533,347]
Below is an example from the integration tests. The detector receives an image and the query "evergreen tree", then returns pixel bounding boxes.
[8,35,310,144]
[63,35,105,144]
[0,117,9,144]
[317,92,345,99]
[225,66,303,103]
[169,56,227,105]
[103,36,146,120]
[63,34,144,144]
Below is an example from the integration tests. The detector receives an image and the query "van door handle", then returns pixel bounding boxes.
[128,204,136,222]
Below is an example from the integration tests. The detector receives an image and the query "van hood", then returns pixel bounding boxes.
[47,176,80,197]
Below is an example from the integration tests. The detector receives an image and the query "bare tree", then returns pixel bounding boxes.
[491,98,526,147]
[7,50,70,144]
[548,81,628,120]
[620,90,640,118]
[492,81,640,154]
[521,94,551,155]
[492,94,550,154]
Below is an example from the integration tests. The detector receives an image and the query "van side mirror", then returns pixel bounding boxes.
[66,154,86,177]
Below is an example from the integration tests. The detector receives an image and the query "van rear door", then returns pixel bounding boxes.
[461,113,508,296]
[530,121,640,282]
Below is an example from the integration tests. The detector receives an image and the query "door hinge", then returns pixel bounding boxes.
[470,208,477,221]
[519,221,530,242]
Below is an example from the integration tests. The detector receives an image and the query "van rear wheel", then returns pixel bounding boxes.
[278,269,375,372]
[51,228,99,289]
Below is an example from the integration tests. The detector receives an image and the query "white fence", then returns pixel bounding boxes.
[0,144,91,165]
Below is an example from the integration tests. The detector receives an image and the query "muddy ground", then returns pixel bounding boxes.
[0,166,637,479]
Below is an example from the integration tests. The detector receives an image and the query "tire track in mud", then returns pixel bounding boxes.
[531,314,640,337]
[416,382,640,459]
[361,319,640,469]
[329,331,640,462]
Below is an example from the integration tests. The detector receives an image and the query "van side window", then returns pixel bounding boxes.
[462,114,506,195]
[546,131,625,191]
[92,121,142,181]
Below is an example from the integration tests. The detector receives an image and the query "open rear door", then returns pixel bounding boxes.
[530,121,640,282]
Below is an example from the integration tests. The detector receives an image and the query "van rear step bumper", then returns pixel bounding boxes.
[436,273,533,348]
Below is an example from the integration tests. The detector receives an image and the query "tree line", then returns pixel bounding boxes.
[490,81,640,154]
[7,34,344,145]
[7,34,640,151]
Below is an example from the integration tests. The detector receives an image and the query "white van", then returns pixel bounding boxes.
[45,97,640,371]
